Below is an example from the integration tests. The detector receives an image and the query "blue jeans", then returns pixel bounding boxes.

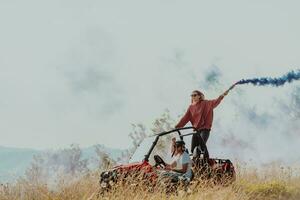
[158,171,190,183]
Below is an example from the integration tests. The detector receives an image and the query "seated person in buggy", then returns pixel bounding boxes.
[159,140,193,182]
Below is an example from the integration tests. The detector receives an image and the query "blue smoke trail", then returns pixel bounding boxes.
[236,70,300,86]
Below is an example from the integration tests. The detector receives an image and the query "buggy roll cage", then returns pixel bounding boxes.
[144,127,200,162]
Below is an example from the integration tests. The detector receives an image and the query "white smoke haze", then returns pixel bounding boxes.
[203,67,300,166]
[0,0,300,170]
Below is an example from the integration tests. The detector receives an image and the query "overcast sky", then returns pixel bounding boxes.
[0,0,299,159]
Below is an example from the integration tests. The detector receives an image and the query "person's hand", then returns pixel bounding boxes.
[223,90,229,96]
[165,165,171,170]
[172,137,176,144]
[222,89,229,97]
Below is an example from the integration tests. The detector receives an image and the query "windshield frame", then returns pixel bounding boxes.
[130,127,196,163]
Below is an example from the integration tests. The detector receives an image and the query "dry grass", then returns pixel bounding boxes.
[1,165,300,200]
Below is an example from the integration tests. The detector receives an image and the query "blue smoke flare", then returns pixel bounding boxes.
[236,70,300,86]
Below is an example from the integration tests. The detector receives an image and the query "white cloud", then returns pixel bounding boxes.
[0,0,300,157]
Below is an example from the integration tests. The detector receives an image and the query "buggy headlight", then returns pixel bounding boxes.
[100,182,107,188]
[109,180,115,186]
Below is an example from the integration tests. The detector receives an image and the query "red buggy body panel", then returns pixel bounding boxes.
[113,161,153,174]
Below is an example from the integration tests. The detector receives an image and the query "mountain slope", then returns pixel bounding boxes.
[0,145,123,183]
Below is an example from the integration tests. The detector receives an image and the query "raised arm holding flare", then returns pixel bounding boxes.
[175,83,237,153]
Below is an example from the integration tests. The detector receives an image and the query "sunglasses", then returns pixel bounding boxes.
[190,94,199,97]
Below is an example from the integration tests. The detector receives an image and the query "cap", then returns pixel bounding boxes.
[175,140,185,146]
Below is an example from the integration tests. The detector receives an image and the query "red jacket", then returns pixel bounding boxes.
[175,95,224,130]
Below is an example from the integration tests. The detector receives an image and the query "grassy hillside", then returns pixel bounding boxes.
[0,165,299,200]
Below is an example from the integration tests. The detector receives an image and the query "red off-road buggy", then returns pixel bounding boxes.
[99,127,235,194]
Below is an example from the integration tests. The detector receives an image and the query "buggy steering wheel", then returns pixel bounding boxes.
[154,155,166,168]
